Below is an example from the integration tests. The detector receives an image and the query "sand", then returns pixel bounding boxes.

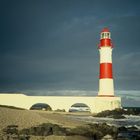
[0,107,87,131]
[0,107,48,130]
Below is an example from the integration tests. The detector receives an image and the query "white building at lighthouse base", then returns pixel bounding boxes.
[0,93,121,113]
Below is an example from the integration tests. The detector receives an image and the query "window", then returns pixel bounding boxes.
[107,33,109,38]
[101,33,110,39]
[102,33,104,38]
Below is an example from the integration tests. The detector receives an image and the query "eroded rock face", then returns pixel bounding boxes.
[2,125,30,140]
[117,126,140,140]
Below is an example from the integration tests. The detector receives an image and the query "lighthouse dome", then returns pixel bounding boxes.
[101,27,109,32]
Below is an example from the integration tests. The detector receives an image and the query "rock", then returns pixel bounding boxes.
[3,125,18,135]
[52,125,66,136]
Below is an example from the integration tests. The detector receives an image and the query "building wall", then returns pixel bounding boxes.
[0,93,121,113]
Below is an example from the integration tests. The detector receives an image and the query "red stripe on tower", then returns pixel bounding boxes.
[100,39,112,47]
[100,63,113,79]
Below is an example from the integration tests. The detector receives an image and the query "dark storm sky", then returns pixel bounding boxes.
[1,0,140,106]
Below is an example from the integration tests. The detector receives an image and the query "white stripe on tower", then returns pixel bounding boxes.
[98,28,114,97]
[99,47,112,63]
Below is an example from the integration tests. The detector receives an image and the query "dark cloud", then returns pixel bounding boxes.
[1,0,140,106]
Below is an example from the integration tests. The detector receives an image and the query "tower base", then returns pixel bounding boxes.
[93,96,121,113]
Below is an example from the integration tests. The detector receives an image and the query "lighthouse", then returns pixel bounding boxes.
[98,28,114,97]
[93,28,121,112]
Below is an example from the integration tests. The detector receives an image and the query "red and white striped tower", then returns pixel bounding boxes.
[98,28,114,97]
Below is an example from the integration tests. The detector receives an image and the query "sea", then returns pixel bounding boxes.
[67,107,140,129]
